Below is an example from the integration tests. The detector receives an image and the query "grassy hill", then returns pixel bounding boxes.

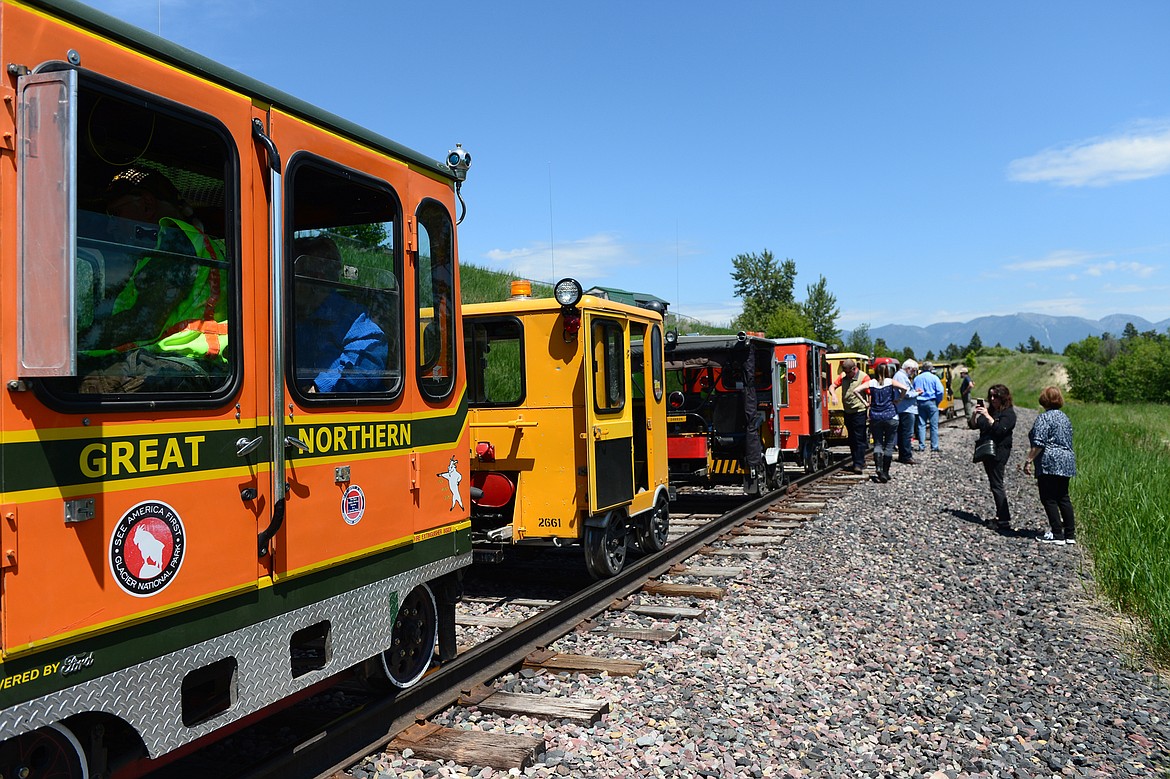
[962,352,1069,410]
[460,264,732,334]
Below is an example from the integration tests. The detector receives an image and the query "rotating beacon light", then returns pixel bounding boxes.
[554,277,583,342]
[445,143,472,224]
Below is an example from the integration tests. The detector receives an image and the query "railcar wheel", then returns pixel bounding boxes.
[584,512,628,579]
[635,497,670,554]
[365,583,439,689]
[767,463,789,491]
[0,723,89,779]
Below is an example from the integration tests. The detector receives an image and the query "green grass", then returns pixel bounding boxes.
[1066,403,1170,665]
[459,264,732,334]
[963,352,1069,409]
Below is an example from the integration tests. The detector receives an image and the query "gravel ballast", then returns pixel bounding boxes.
[352,408,1170,778]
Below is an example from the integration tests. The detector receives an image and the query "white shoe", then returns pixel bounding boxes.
[1065,538,1077,545]
[1041,531,1065,545]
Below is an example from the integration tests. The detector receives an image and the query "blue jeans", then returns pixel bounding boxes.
[916,400,939,450]
[897,410,917,459]
[871,416,899,458]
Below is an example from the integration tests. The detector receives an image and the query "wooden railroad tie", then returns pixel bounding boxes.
[726,535,788,546]
[576,618,681,643]
[456,614,521,629]
[523,648,643,676]
[729,527,792,538]
[669,564,746,577]
[641,581,725,599]
[461,596,559,609]
[743,519,803,529]
[389,721,545,771]
[458,685,610,726]
[698,546,767,557]
[627,603,707,620]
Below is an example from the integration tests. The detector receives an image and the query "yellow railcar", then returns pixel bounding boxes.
[463,280,670,579]
[825,352,870,445]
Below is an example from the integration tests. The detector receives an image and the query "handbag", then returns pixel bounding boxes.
[972,438,997,463]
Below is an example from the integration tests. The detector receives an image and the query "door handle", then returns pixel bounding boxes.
[285,435,309,452]
[236,436,263,457]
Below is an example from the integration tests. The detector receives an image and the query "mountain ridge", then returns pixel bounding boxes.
[867,313,1170,357]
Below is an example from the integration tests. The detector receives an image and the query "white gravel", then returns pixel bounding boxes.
[350,408,1170,778]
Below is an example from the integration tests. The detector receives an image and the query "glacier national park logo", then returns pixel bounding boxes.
[109,500,186,597]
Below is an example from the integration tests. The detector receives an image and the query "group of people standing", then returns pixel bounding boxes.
[831,359,1079,546]
[830,358,948,481]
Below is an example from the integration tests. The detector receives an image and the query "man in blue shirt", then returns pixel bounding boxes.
[912,361,945,452]
[293,236,389,394]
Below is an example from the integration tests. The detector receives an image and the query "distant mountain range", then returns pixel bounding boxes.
[867,313,1170,358]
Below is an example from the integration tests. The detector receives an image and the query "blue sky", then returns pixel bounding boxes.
[84,1,1170,330]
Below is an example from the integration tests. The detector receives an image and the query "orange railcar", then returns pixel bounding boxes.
[1,1,471,774]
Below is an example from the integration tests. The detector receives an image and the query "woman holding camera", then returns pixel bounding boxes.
[1023,386,1077,545]
[969,384,1017,534]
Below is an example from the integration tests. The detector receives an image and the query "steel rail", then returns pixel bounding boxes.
[241,472,827,779]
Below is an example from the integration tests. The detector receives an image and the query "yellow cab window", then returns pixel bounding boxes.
[464,318,524,406]
[591,318,625,413]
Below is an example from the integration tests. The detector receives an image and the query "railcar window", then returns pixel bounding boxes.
[416,200,456,400]
[591,318,625,413]
[42,78,238,401]
[287,158,401,400]
[464,318,523,406]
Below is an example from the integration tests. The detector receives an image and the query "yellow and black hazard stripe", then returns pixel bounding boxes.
[709,457,746,475]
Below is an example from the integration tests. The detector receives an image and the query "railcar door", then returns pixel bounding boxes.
[3,58,261,655]
[259,124,415,580]
[582,313,635,514]
[809,346,827,434]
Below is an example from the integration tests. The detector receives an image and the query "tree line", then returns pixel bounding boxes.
[1065,324,1170,404]
[727,251,1167,404]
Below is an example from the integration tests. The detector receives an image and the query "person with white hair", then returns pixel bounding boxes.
[893,359,920,463]
[913,361,945,452]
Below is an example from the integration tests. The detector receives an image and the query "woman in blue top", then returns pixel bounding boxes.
[1023,386,1077,545]
[855,362,909,483]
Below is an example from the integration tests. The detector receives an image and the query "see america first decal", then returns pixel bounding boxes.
[109,500,186,597]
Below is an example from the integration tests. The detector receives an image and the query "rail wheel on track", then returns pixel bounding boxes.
[584,510,628,579]
[0,723,89,779]
[634,496,670,554]
[363,583,439,689]
[766,463,789,492]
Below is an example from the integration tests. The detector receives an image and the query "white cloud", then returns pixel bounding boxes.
[1017,297,1092,317]
[1007,120,1170,187]
[1084,261,1157,278]
[1002,249,1102,272]
[482,233,633,284]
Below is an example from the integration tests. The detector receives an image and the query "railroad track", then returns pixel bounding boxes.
[142,424,966,778]
[210,458,861,779]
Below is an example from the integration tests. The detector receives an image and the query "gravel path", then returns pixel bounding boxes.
[352,408,1170,778]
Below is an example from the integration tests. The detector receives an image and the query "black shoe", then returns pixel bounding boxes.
[994,524,1014,536]
[897,457,916,465]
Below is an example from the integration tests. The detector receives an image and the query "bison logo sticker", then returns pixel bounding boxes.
[109,500,186,597]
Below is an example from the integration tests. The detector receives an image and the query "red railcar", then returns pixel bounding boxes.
[768,338,832,473]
